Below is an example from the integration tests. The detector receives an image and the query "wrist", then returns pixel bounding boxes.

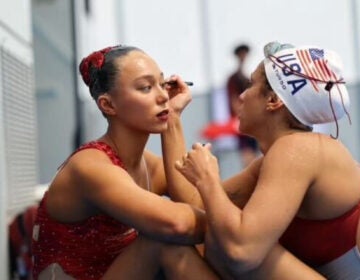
[167,111,181,126]
[170,108,182,119]
[195,175,221,191]
[161,112,183,140]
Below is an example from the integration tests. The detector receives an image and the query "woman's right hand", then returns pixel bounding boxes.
[175,143,221,190]
[165,75,192,116]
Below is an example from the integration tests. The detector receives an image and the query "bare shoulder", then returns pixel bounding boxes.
[51,148,130,202]
[67,148,130,190]
[262,133,321,181]
[46,148,124,221]
[266,132,324,163]
[270,132,355,166]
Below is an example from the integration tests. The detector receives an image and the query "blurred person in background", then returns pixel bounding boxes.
[226,43,259,167]
[175,42,360,279]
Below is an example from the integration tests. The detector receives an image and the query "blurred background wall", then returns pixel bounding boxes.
[0,0,35,276]
[1,0,360,278]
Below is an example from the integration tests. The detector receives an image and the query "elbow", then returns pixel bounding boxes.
[223,244,265,273]
[171,219,192,237]
[172,217,200,241]
[163,209,204,244]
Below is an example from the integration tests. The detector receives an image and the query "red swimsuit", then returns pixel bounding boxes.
[280,202,360,266]
[32,141,138,279]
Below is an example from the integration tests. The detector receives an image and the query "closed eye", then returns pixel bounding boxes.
[138,85,151,93]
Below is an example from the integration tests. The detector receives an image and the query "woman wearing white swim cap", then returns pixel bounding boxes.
[174,42,360,279]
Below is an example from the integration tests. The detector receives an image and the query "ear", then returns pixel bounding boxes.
[97,94,116,116]
[266,92,284,111]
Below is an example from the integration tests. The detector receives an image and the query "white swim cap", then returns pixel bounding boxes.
[263,42,350,127]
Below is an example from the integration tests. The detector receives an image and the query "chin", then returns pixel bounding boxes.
[151,124,168,134]
[239,126,251,137]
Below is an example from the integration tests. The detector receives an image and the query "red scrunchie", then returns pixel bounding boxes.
[80,47,113,86]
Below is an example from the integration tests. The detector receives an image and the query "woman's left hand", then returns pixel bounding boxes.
[175,143,221,189]
[165,75,192,116]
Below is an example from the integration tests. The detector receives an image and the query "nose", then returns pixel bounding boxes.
[237,92,244,104]
[156,86,169,103]
[238,89,248,103]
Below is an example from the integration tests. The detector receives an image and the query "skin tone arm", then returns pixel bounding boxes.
[161,75,205,208]
[160,76,324,279]
[162,76,261,208]
[160,81,324,278]
[47,148,206,245]
[175,136,319,274]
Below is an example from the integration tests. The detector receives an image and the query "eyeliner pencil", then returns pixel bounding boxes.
[166,81,194,86]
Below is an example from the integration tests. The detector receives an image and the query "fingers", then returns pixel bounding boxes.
[165,75,189,91]
[175,160,183,170]
[182,152,191,164]
[175,152,188,171]
[192,142,212,150]
[176,143,212,168]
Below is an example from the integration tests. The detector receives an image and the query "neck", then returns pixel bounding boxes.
[102,125,149,169]
[253,123,307,154]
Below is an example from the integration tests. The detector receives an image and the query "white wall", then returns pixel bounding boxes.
[0,0,33,64]
[208,0,357,85]
[117,0,360,153]
[118,0,211,94]
[33,0,77,183]
[0,0,33,277]
[75,0,120,141]
[28,0,360,177]
[112,0,359,90]
[74,0,360,160]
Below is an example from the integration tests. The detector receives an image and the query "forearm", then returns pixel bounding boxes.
[245,244,326,279]
[198,180,244,253]
[222,157,262,208]
[152,203,207,245]
[161,114,203,208]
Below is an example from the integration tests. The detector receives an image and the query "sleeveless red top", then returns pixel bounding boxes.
[280,202,360,266]
[32,141,138,279]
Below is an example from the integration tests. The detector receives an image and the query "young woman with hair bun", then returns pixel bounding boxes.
[31,45,220,280]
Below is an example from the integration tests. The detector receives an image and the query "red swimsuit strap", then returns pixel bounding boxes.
[60,141,126,170]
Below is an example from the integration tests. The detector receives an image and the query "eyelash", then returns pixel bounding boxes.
[139,86,151,92]
[139,82,166,92]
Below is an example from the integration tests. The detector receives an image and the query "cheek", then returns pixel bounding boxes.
[118,95,147,113]
[123,100,155,125]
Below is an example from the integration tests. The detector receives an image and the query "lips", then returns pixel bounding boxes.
[156,109,169,117]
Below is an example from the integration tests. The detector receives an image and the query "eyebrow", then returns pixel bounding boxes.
[133,72,164,83]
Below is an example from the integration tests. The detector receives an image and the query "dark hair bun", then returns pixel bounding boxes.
[79,47,113,86]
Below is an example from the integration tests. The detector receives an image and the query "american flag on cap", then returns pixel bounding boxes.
[296,48,335,92]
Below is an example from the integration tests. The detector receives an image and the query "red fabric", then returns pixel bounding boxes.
[201,117,240,140]
[279,202,360,266]
[32,141,138,280]
[9,205,38,279]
